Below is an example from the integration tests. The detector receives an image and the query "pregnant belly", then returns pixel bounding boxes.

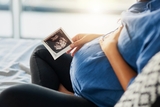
[70,38,123,94]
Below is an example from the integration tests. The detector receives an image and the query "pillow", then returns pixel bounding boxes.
[114,52,160,107]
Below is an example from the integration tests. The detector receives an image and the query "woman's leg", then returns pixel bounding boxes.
[0,84,97,107]
[30,45,73,92]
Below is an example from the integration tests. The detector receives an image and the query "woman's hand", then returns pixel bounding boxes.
[99,25,123,54]
[99,25,137,91]
[67,33,103,56]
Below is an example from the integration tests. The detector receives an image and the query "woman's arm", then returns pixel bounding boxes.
[68,33,103,56]
[99,26,137,90]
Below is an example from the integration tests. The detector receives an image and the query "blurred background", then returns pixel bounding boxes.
[0,0,135,39]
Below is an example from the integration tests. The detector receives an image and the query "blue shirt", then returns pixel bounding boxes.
[119,0,160,85]
[70,0,160,107]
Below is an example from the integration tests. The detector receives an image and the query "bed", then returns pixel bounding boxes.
[0,38,41,93]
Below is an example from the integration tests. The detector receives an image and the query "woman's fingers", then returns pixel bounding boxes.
[66,48,73,54]
[71,46,82,56]
[113,25,124,40]
[99,25,124,51]
[67,45,82,56]
[102,25,124,42]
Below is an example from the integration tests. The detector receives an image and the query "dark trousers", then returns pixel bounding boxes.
[0,45,97,107]
[30,44,73,92]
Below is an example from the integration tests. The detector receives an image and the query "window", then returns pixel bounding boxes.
[21,0,135,39]
[0,0,12,37]
[0,0,135,38]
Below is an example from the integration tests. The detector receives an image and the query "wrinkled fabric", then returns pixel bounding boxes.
[119,0,160,85]
[70,0,160,107]
[0,38,41,93]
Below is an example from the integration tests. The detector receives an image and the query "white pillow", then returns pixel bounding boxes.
[114,52,160,107]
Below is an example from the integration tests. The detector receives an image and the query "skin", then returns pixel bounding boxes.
[58,84,74,95]
[99,26,137,90]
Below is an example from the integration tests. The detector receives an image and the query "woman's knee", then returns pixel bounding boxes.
[31,44,49,58]
[0,84,31,107]
[1,84,30,98]
[30,44,52,68]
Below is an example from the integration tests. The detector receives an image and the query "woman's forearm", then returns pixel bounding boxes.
[99,21,135,90]
[104,43,137,90]
[85,33,104,42]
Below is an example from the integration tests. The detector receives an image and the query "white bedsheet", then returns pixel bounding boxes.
[0,38,41,93]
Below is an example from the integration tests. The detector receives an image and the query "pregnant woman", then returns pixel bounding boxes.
[0,0,160,107]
